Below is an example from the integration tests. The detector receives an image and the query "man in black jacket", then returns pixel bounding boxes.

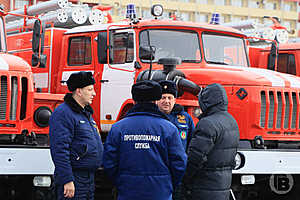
[183,83,239,200]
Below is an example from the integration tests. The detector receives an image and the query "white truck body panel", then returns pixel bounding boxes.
[0,148,54,175]
[234,150,300,174]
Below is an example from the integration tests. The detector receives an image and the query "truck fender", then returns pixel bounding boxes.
[116,99,134,121]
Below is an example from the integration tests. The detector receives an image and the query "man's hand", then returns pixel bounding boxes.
[64,181,75,198]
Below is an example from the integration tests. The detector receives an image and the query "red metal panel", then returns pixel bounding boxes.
[273,91,278,129]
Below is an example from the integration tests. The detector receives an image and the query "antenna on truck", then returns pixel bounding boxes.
[146,4,164,80]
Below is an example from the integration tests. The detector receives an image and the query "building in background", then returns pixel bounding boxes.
[1,0,299,37]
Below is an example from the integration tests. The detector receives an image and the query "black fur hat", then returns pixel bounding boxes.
[67,71,95,92]
[159,80,177,98]
[131,80,162,102]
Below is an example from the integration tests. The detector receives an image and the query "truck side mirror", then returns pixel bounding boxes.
[39,54,47,68]
[267,42,278,71]
[139,46,155,61]
[97,31,113,64]
[32,20,46,68]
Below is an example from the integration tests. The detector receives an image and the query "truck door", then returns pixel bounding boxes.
[99,30,136,132]
[59,34,95,92]
[276,53,296,75]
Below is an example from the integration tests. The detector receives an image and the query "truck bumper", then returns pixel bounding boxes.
[234,149,300,174]
[0,147,54,175]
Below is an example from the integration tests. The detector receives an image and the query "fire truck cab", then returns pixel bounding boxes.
[250,42,300,77]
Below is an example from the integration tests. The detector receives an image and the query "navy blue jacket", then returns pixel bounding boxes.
[49,93,103,186]
[167,104,194,150]
[103,103,187,200]
[184,83,239,200]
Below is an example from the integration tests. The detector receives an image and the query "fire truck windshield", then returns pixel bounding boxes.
[202,33,248,67]
[0,16,6,52]
[139,29,201,63]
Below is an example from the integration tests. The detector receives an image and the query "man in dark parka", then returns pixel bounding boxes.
[183,83,239,200]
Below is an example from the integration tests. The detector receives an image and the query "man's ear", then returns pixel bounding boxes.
[76,88,82,96]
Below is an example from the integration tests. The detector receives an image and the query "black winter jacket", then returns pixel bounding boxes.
[183,83,239,200]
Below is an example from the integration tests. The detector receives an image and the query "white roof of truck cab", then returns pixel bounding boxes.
[64,18,245,37]
[65,21,130,34]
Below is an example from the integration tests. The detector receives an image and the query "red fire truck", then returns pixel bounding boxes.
[237,16,300,79]
[250,42,300,77]
[6,3,300,200]
[0,6,65,200]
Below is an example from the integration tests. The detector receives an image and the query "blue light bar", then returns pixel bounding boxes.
[210,13,220,25]
[126,4,137,19]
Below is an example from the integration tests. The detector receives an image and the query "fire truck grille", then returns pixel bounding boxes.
[260,90,299,130]
[0,76,22,121]
[0,76,7,120]
[10,77,18,120]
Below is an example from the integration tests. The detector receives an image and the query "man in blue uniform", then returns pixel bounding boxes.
[49,71,103,200]
[157,80,195,200]
[103,80,187,200]
[157,80,195,150]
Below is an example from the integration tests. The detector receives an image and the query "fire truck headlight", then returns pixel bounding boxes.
[34,107,52,128]
[151,4,163,17]
[253,135,264,148]
[234,152,245,170]
[241,175,255,185]
[33,176,51,187]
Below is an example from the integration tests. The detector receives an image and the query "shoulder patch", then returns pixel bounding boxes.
[180,131,187,140]
[177,115,186,124]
